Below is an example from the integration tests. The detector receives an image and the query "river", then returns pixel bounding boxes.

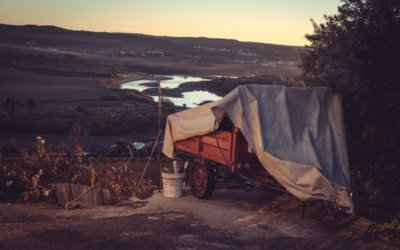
[120,75,222,107]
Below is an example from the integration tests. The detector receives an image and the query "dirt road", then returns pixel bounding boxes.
[0,189,395,249]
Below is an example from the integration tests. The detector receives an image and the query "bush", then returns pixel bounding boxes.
[301,0,400,222]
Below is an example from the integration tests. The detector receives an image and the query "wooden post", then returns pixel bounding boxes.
[89,164,95,187]
[157,76,161,160]
[157,76,162,191]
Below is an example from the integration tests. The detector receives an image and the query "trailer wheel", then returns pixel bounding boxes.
[189,163,215,199]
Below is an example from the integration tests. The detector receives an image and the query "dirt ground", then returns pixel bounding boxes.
[0,188,396,250]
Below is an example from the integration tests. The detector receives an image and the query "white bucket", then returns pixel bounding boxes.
[162,172,186,198]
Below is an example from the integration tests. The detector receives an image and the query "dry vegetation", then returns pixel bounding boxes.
[0,136,164,205]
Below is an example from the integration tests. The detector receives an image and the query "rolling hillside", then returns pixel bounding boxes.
[0,24,301,63]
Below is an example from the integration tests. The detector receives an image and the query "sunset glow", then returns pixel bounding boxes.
[0,0,341,46]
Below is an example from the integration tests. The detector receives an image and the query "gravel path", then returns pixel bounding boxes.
[0,189,396,249]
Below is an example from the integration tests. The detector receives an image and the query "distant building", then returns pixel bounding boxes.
[146,49,165,56]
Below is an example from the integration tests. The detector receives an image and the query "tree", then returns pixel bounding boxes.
[302,0,400,222]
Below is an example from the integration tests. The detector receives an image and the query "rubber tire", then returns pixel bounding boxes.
[189,163,215,199]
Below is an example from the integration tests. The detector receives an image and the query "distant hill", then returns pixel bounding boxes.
[0,23,302,62]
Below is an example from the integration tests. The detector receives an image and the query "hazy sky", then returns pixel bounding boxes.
[0,0,341,46]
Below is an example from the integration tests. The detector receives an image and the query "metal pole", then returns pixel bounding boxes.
[157,76,162,160]
[157,76,162,191]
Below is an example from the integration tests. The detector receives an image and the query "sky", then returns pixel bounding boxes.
[0,0,341,46]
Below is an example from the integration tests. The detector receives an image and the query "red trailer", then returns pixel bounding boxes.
[174,117,282,198]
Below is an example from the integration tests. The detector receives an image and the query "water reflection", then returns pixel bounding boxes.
[121,75,221,107]
[157,75,209,89]
[162,91,221,107]
[121,79,154,92]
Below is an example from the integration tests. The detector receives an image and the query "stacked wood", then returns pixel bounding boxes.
[51,182,110,208]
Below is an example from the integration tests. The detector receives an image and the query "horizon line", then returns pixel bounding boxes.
[0,22,306,48]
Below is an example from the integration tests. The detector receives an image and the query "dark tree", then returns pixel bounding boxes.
[302,0,400,222]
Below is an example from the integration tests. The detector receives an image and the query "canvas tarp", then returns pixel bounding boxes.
[163,85,354,213]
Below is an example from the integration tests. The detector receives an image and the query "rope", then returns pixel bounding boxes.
[213,129,231,167]
[131,129,162,198]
